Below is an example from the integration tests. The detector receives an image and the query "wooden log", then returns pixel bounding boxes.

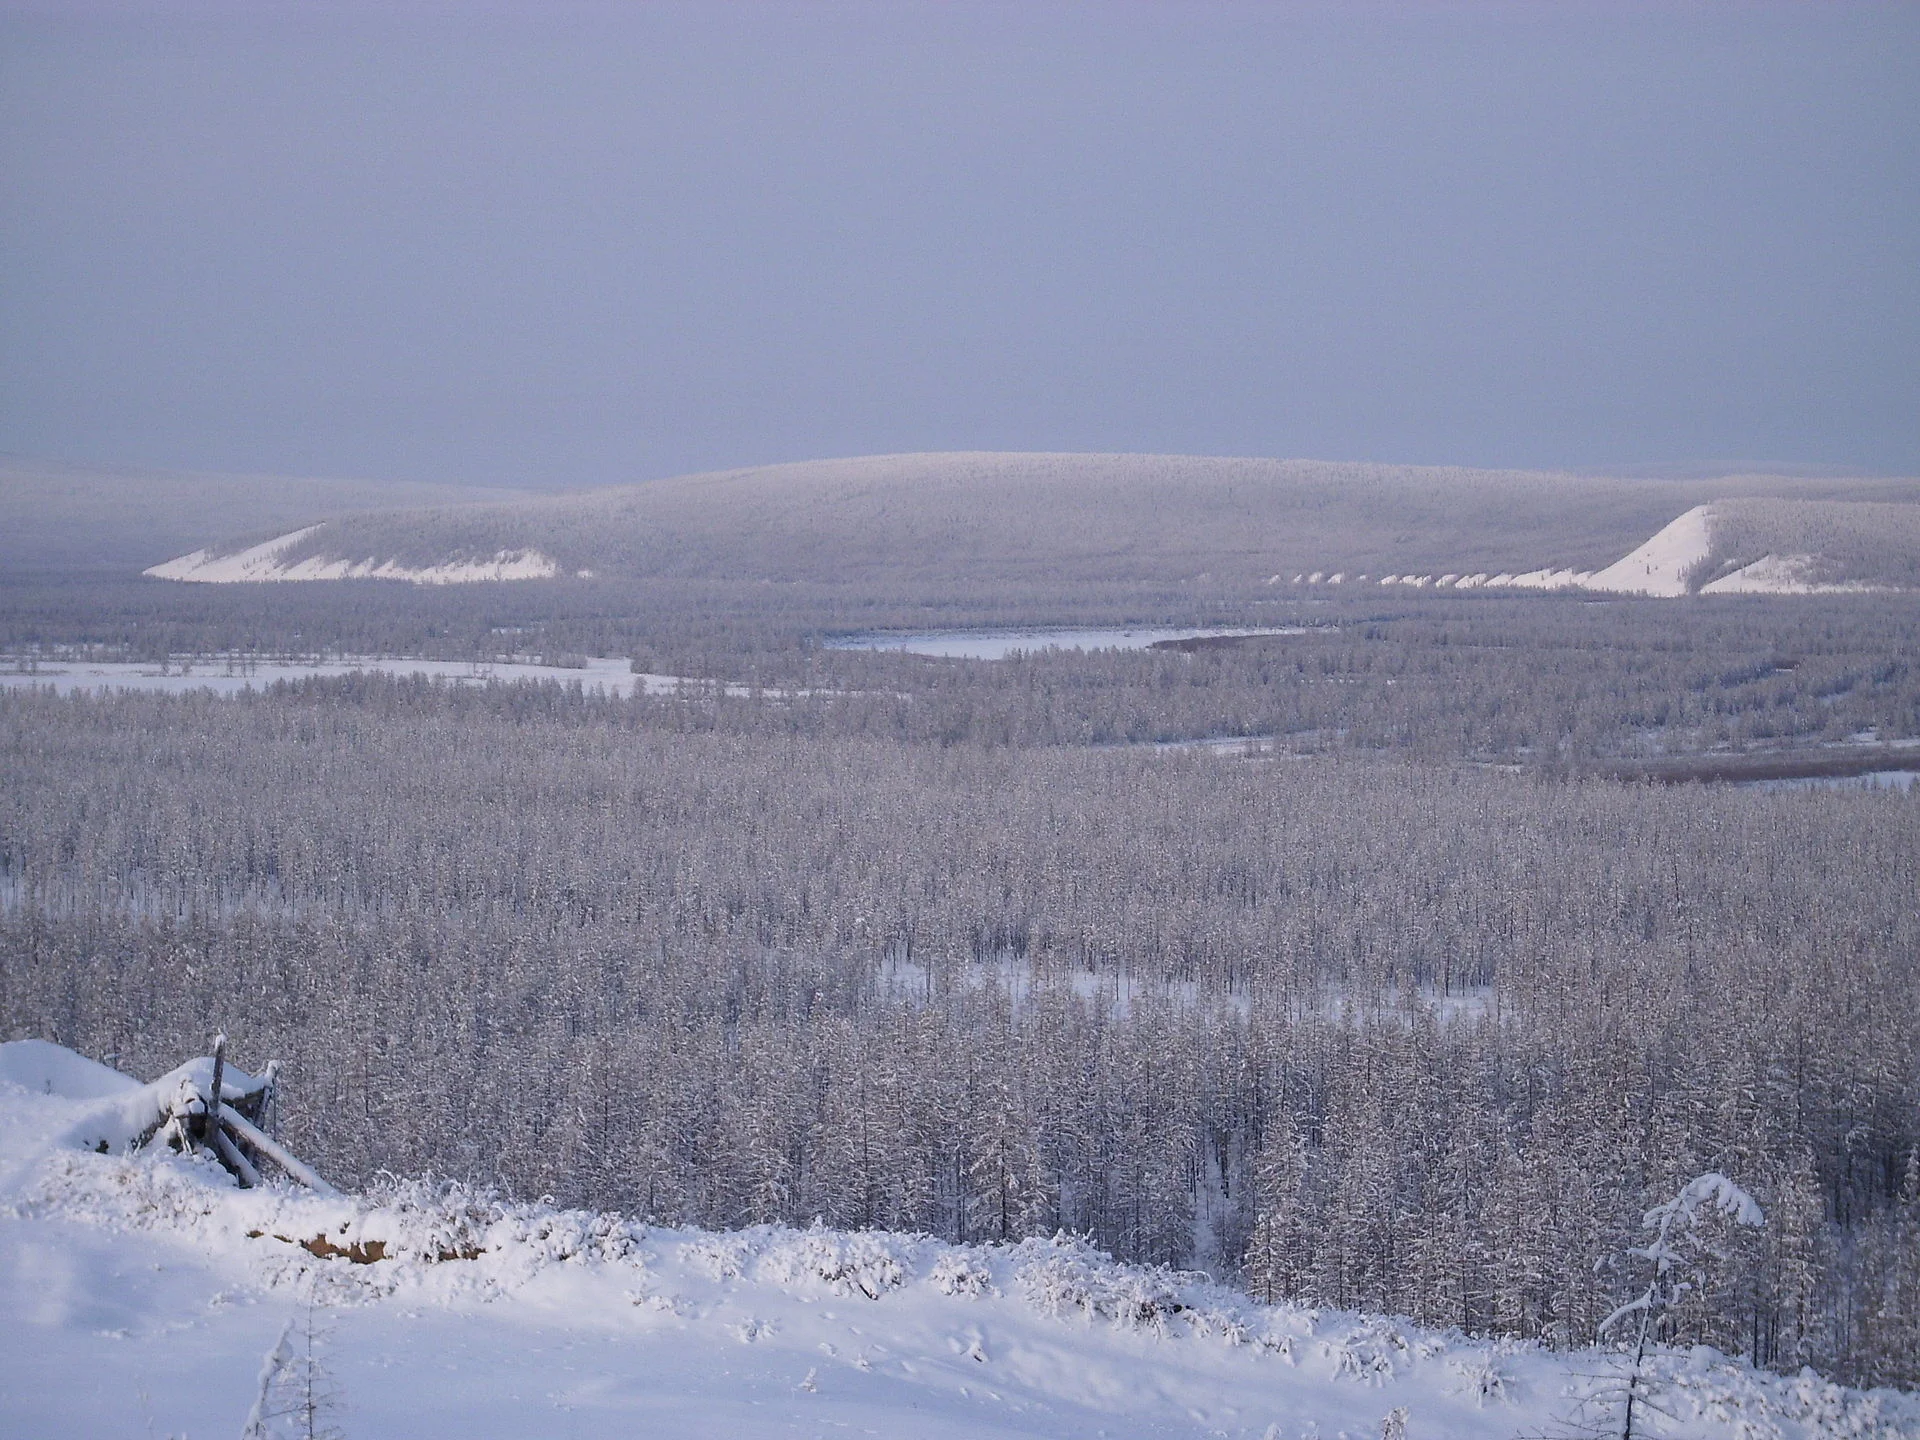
[211,1123,261,1188]
[217,1106,338,1196]
[205,1034,227,1154]
[232,1058,279,1128]
[254,1059,281,1131]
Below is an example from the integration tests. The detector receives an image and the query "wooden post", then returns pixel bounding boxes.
[206,1033,227,1153]
[259,1059,281,1136]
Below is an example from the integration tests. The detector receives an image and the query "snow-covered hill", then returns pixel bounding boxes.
[0,456,536,577]
[3,1041,1911,1439]
[136,451,1920,591]
[1306,500,1920,596]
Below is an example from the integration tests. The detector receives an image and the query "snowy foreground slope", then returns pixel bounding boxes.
[2,1044,1912,1440]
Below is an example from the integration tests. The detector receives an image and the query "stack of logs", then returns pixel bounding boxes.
[151,1034,334,1195]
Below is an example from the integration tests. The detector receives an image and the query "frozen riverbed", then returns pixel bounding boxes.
[830,626,1309,659]
[0,656,740,699]
[1740,769,1920,793]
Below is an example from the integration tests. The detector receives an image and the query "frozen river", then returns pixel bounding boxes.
[0,628,1317,697]
[1739,769,1919,793]
[0,655,717,698]
[828,625,1308,659]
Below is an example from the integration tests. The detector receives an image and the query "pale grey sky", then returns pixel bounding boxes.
[3,2,1916,488]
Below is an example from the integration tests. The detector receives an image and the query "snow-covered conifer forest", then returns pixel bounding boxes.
[9,0,1920,1423]
[4,457,1920,1436]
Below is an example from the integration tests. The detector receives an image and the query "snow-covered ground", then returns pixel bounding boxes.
[3,1041,1911,1440]
[0,656,756,699]
[144,528,566,584]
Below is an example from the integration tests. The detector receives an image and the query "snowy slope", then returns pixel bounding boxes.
[3,1044,1911,1440]
[143,526,324,581]
[145,527,562,584]
[1275,501,1915,595]
[0,456,539,577]
[1580,501,1912,596]
[1699,553,1866,595]
[1583,505,1714,596]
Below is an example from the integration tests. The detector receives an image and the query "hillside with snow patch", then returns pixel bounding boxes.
[146,525,566,584]
[2,1040,1912,1440]
[0,456,534,577]
[135,452,1920,592]
[1285,498,1920,596]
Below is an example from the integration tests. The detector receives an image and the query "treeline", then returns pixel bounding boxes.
[1706,497,1920,590]
[7,581,1918,765]
[0,572,1226,668]
[777,600,1920,761]
[2,684,1916,1385]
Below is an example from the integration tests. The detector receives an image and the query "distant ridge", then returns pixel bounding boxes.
[146,525,562,585]
[1283,498,1920,595]
[139,451,1920,592]
[0,455,535,576]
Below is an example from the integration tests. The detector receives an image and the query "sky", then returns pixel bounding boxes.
[2,1,1917,489]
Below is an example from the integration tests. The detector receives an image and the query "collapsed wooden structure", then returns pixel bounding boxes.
[141,1035,335,1195]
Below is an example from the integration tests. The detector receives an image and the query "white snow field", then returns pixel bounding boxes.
[1580,506,1716,597]
[145,527,563,584]
[3,1043,1911,1440]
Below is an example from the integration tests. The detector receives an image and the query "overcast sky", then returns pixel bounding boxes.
[3,2,1916,488]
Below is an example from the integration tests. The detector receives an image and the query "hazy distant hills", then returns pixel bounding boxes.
[0,456,535,576]
[133,452,1920,595]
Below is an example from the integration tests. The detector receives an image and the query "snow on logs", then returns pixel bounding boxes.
[38,1035,339,1196]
